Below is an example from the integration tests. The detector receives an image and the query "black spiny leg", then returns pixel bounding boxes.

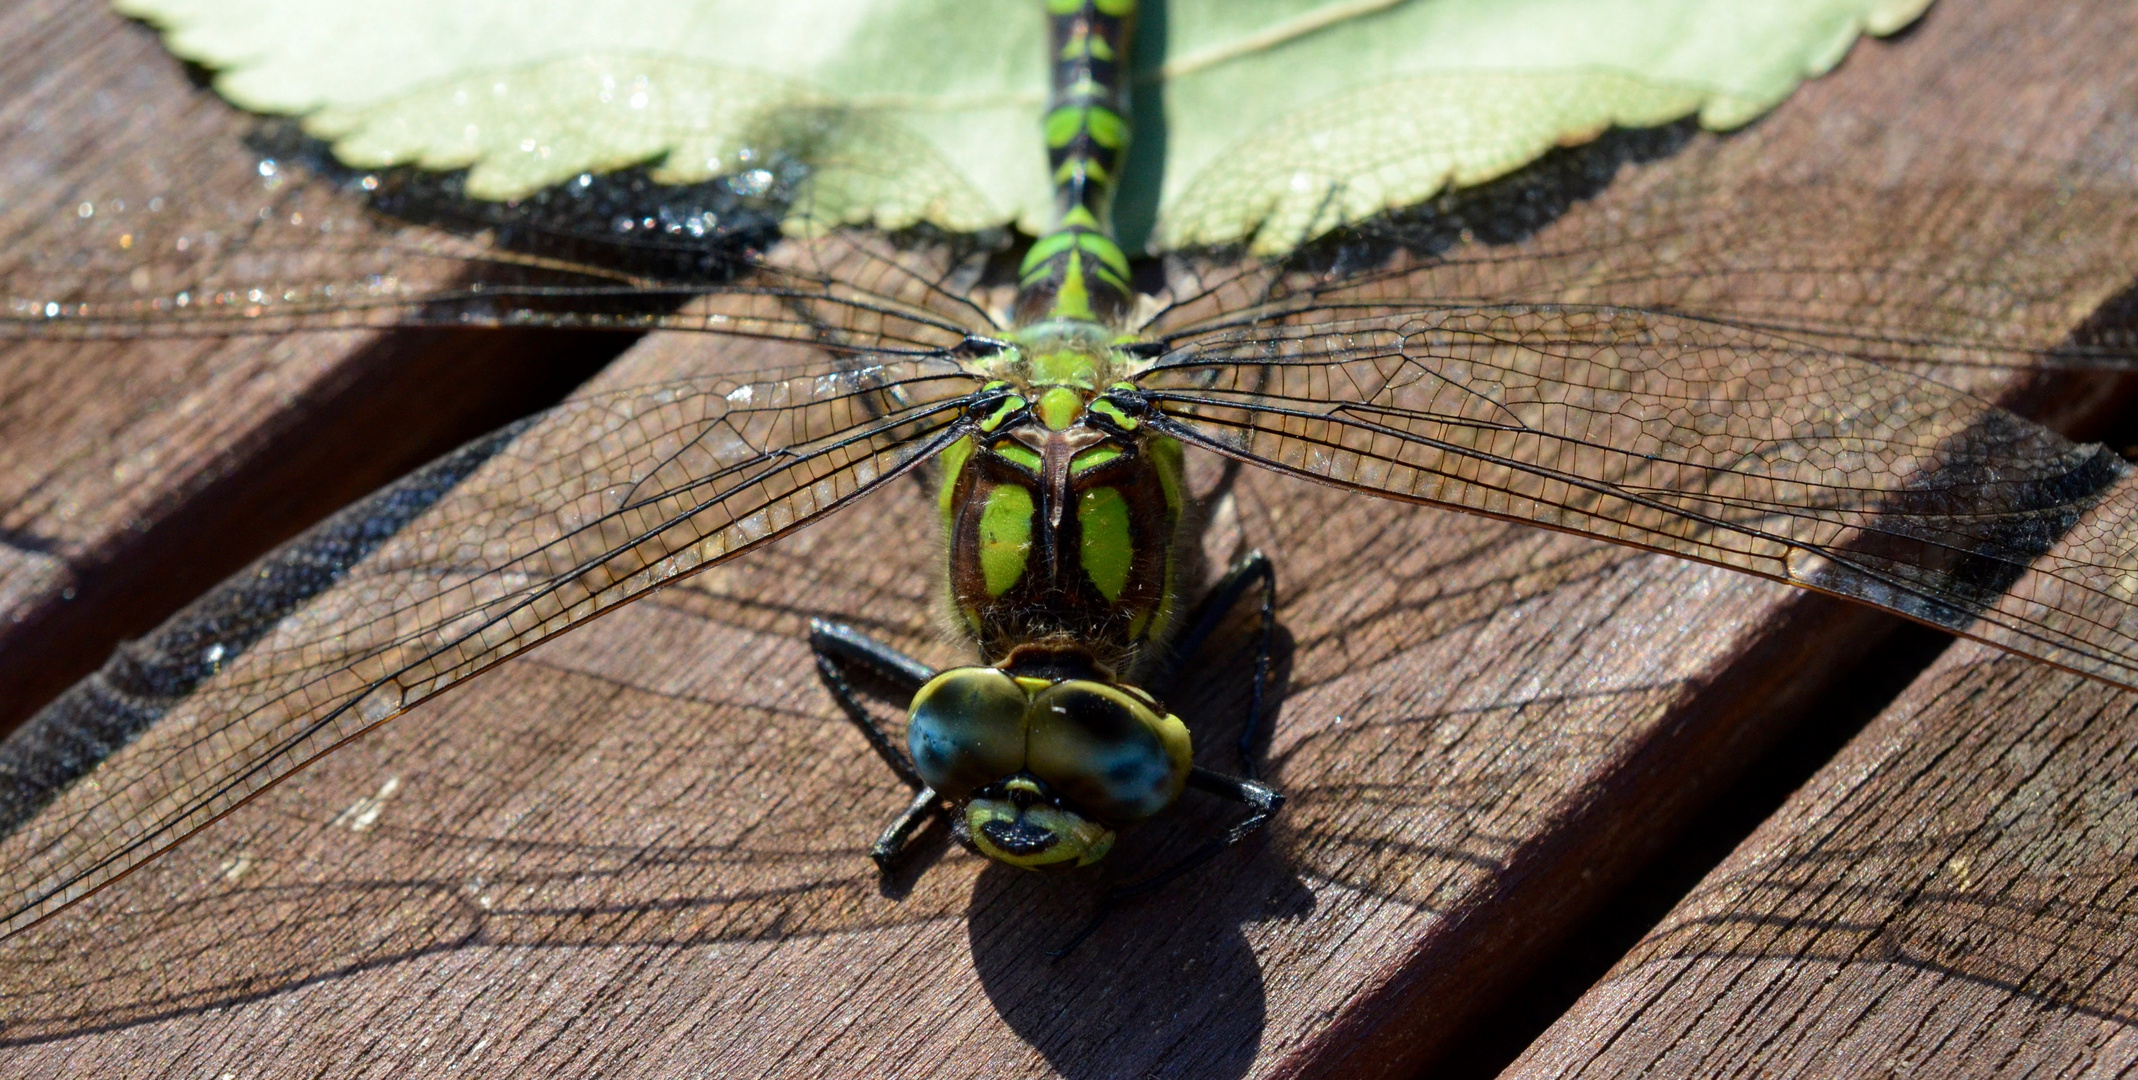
[808,618,942,871]
[1163,550,1276,779]
[872,787,941,867]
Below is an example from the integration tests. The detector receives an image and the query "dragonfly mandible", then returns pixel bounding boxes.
[4,0,2138,948]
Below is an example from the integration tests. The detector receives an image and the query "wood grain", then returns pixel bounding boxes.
[1499,493,2138,1077]
[0,0,619,735]
[1,2,2137,1079]
[2,330,1901,1079]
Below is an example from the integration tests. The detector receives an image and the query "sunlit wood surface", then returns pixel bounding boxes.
[2,0,2136,1077]
[0,0,616,736]
[1505,582,2138,1077]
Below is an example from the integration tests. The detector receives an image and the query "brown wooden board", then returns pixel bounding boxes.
[1499,478,2138,1078]
[0,0,619,735]
[2,2,2138,1079]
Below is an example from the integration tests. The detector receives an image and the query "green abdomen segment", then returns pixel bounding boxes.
[1014,0,1136,327]
[941,430,1181,676]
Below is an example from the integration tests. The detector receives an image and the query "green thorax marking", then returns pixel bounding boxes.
[978,484,1036,596]
[1076,486,1133,601]
[1014,0,1136,328]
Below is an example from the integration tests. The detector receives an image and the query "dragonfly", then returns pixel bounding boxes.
[4,0,2138,948]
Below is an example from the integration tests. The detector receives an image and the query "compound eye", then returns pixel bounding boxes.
[1025,681,1191,825]
[906,667,1030,800]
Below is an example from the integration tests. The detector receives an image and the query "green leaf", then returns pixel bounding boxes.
[1143,0,1933,251]
[115,0,1930,253]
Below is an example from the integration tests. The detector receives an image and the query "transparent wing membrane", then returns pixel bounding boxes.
[13,118,2136,369]
[1148,121,2138,370]
[2,156,994,357]
[7,93,2138,941]
[0,356,975,936]
[1136,305,2138,686]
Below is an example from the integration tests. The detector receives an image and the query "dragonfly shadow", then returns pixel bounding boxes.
[1265,119,1699,284]
[967,837,1311,1080]
[957,605,1313,1079]
[1112,0,1167,255]
[239,120,790,289]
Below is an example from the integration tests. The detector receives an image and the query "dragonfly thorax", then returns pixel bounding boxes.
[938,372,1185,678]
[986,317,1144,387]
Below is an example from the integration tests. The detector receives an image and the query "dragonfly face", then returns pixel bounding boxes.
[907,660,1191,869]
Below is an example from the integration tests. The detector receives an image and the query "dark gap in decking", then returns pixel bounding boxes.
[1433,355,2138,1079]
[0,328,630,738]
[1431,619,1955,1080]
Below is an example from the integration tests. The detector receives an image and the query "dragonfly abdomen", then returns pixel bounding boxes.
[1013,0,1136,327]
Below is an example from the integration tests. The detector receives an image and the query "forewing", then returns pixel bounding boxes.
[0,355,977,936]
[1147,124,2138,371]
[0,162,992,356]
[1136,305,2138,688]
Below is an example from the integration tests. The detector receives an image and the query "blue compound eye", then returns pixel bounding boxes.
[1024,680,1191,825]
[906,667,1029,800]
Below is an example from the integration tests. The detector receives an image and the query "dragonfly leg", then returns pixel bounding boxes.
[1049,765,1285,959]
[809,618,947,869]
[809,618,937,694]
[1165,550,1277,780]
[871,786,942,870]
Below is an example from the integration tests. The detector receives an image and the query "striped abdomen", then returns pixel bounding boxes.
[1014,0,1137,327]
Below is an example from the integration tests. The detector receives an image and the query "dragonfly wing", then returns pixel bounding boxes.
[1135,304,2138,688]
[1148,125,2138,370]
[0,355,977,937]
[1,162,993,356]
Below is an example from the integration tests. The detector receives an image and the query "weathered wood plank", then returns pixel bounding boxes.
[2,339,1912,1079]
[0,0,617,734]
[1,1,2136,1078]
[1498,484,2138,1078]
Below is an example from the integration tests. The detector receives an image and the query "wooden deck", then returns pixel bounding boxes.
[2,0,2137,1077]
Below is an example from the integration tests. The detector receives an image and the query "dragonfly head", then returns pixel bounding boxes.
[905,651,1192,870]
